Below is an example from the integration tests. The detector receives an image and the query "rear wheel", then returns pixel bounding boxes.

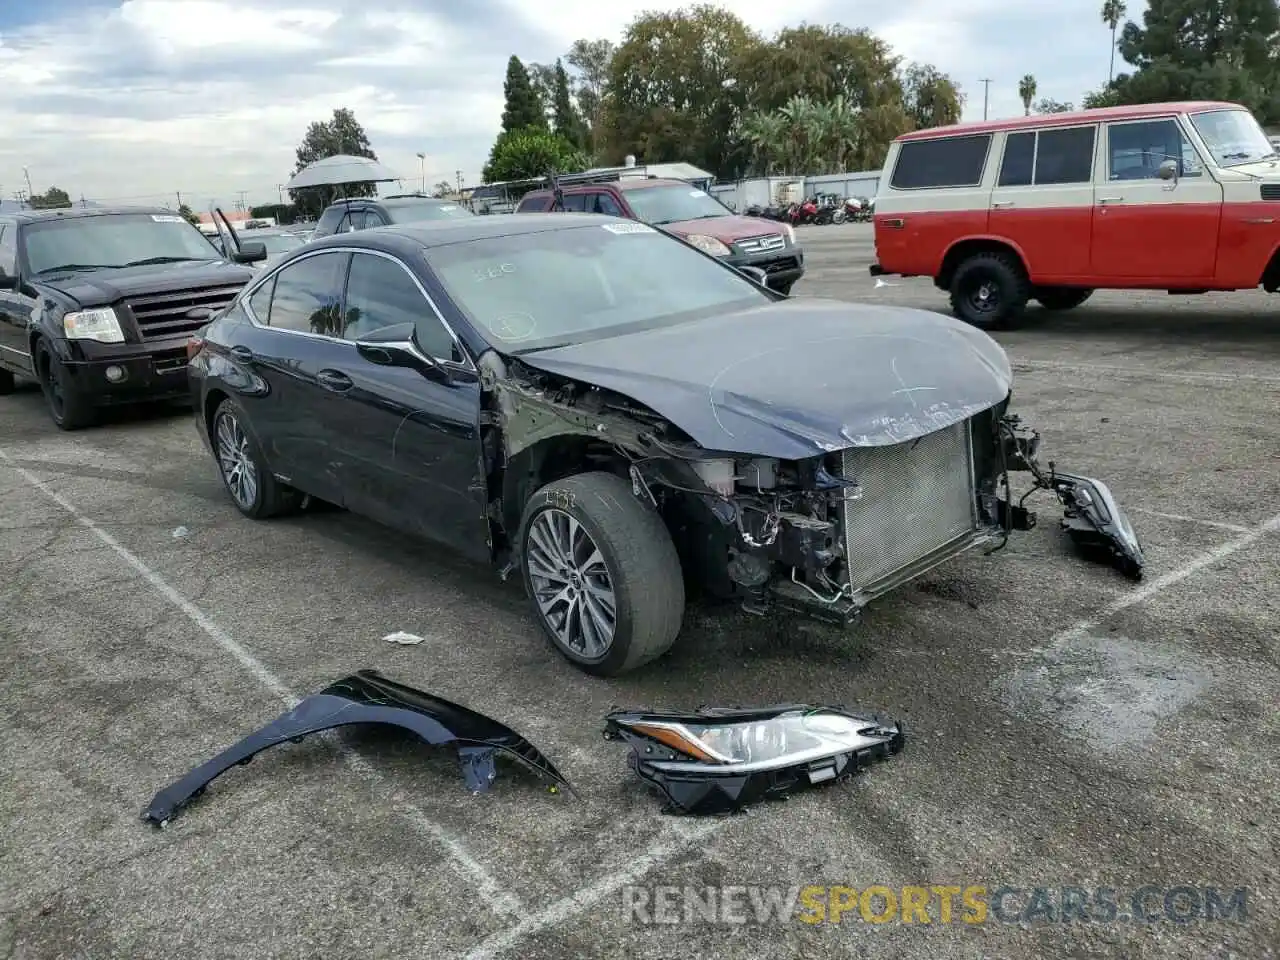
[210,397,301,519]
[520,471,685,676]
[35,341,96,430]
[1035,287,1094,311]
[948,251,1030,329]
[0,368,14,396]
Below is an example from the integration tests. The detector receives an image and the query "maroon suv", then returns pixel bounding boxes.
[515,177,805,294]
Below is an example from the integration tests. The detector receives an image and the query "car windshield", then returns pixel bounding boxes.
[387,202,474,223]
[622,184,731,225]
[1190,109,1276,166]
[425,222,770,353]
[24,213,222,275]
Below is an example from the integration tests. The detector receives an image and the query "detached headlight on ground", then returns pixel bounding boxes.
[64,308,125,344]
[604,705,904,814]
[685,234,732,257]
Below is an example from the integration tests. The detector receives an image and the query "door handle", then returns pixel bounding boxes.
[229,345,254,362]
[883,217,905,229]
[992,201,1016,208]
[1097,196,1124,204]
[317,368,353,393]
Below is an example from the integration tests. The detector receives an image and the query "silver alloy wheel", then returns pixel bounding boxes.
[525,507,617,659]
[215,410,259,510]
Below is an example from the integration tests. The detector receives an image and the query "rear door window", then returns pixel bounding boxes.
[265,251,348,336]
[1033,126,1096,184]
[0,224,16,275]
[890,134,991,189]
[998,133,1036,187]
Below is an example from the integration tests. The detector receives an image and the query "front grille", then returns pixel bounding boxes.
[735,233,787,255]
[125,284,245,342]
[840,420,978,590]
[760,255,800,274]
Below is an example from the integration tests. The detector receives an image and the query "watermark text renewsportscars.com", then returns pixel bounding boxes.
[621,884,1250,926]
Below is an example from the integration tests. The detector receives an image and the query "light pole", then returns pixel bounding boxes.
[416,153,426,194]
[979,78,992,121]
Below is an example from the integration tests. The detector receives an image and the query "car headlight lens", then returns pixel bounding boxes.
[782,223,795,243]
[64,308,125,344]
[686,234,732,257]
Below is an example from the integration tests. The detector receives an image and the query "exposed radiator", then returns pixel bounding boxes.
[839,420,978,590]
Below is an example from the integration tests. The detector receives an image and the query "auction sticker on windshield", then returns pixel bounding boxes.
[602,222,655,234]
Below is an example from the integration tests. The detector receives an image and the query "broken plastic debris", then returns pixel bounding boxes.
[171,526,190,539]
[383,631,425,645]
[874,277,896,288]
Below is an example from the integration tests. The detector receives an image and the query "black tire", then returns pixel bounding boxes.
[209,397,301,519]
[948,251,1030,329]
[0,367,14,396]
[519,471,685,676]
[35,341,97,430]
[1035,287,1094,311]
[771,279,795,296]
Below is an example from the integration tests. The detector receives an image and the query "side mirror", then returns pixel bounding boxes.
[354,321,450,380]
[0,270,16,290]
[738,265,769,286]
[1157,159,1178,181]
[232,241,268,264]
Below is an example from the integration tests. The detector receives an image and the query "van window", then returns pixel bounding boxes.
[890,135,991,189]
[998,133,1036,187]
[1107,119,1203,180]
[1034,126,1096,185]
[515,194,549,213]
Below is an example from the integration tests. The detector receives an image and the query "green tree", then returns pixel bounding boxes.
[1101,0,1128,85]
[526,62,558,122]
[501,55,547,132]
[431,180,454,199]
[482,128,587,183]
[1034,98,1075,114]
[901,63,965,129]
[552,59,585,147]
[289,107,379,215]
[566,38,615,156]
[29,186,72,209]
[1106,0,1280,124]
[603,5,760,176]
[177,203,200,225]
[1018,75,1038,115]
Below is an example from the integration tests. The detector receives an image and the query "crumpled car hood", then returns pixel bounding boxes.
[516,299,1013,460]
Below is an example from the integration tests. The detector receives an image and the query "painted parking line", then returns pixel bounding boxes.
[1047,511,1280,648]
[1128,507,1253,534]
[0,445,522,917]
[461,820,727,960]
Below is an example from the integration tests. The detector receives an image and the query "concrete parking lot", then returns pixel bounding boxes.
[2,223,1277,959]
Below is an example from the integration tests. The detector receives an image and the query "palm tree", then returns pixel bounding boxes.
[741,110,788,175]
[1100,0,1127,85]
[1018,75,1038,116]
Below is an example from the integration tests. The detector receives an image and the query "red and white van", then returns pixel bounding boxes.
[870,101,1280,327]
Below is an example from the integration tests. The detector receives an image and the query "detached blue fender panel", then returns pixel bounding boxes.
[142,669,572,826]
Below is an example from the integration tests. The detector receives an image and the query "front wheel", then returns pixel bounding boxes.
[520,471,685,676]
[35,341,96,430]
[771,278,795,296]
[1035,287,1094,310]
[948,252,1030,329]
[210,398,301,519]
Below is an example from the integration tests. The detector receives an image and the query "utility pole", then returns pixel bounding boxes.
[22,167,34,197]
[236,190,248,213]
[455,169,462,195]
[176,191,183,211]
[416,153,426,194]
[979,79,992,121]
[276,184,284,206]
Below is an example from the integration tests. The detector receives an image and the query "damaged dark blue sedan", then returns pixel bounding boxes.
[187,213,1144,676]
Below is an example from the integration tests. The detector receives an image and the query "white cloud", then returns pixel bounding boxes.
[0,0,1145,210]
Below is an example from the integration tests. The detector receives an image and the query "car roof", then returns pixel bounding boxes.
[895,101,1246,142]
[522,176,691,198]
[300,213,620,254]
[8,205,180,224]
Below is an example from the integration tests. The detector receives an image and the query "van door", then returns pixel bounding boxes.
[988,124,1097,279]
[1090,117,1223,280]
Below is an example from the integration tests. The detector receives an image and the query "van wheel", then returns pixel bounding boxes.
[520,471,685,676]
[948,252,1030,329]
[0,368,14,396]
[1035,287,1094,310]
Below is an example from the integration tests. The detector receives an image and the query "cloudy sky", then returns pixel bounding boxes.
[0,0,1137,209]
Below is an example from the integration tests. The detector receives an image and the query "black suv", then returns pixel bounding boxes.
[312,194,474,238]
[0,207,265,430]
